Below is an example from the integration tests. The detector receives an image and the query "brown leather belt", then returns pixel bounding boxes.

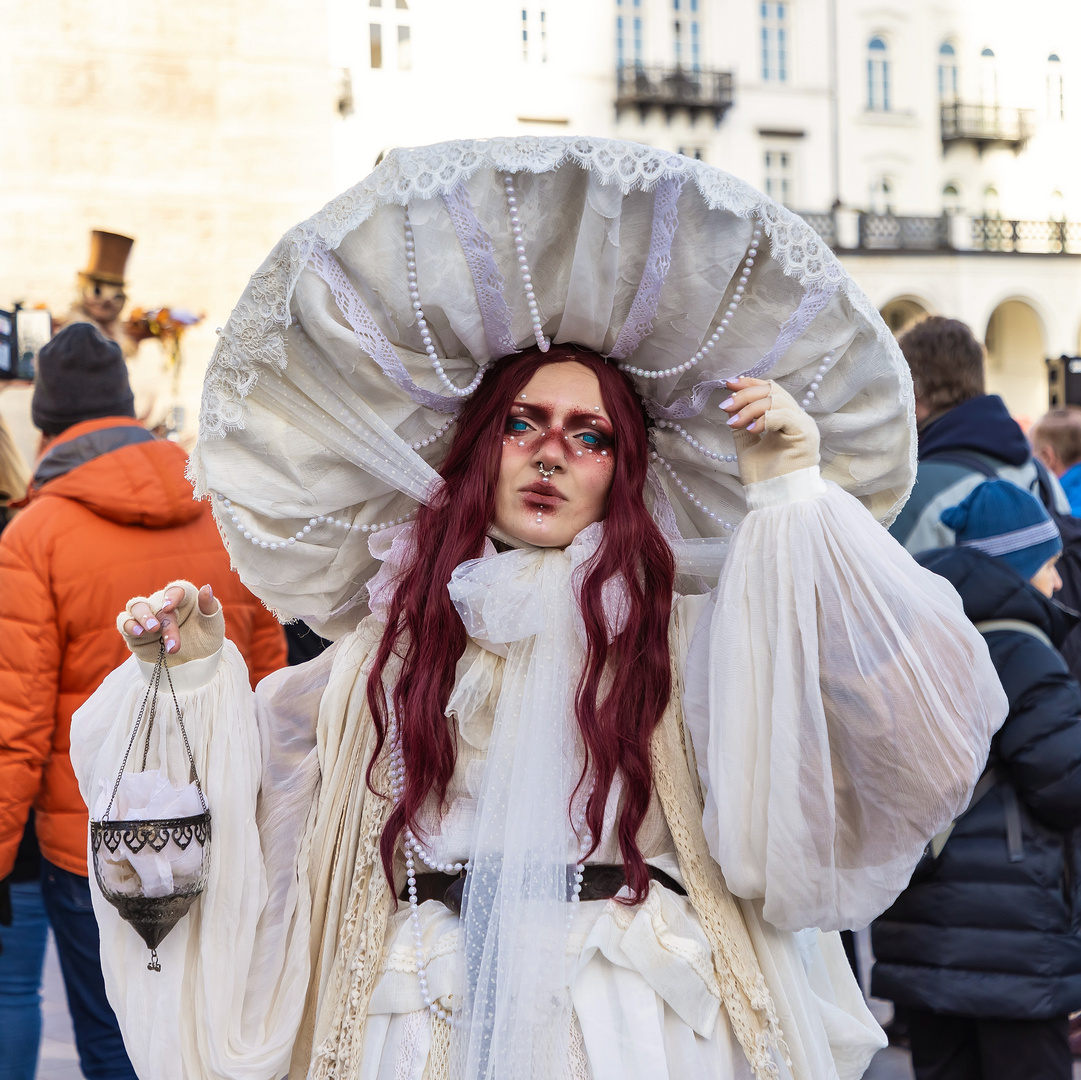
[400,864,686,916]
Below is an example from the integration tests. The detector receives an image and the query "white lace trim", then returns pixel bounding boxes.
[308,245,463,414]
[608,175,685,361]
[441,183,518,359]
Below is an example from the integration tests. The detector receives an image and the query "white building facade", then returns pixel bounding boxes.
[333,0,1081,422]
[4,0,1079,454]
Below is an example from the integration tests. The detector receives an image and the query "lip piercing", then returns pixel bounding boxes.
[537,462,556,483]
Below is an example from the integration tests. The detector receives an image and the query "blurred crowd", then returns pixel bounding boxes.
[1,313,1081,1080]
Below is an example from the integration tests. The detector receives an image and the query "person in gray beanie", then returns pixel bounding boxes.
[31,323,135,437]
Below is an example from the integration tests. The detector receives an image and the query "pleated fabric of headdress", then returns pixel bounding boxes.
[189,136,915,636]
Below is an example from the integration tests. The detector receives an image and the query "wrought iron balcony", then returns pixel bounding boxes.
[971,217,1081,254]
[797,209,1081,255]
[940,103,1034,150]
[858,213,950,251]
[615,64,734,124]
[796,212,837,247]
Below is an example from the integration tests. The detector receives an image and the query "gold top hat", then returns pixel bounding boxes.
[82,230,134,286]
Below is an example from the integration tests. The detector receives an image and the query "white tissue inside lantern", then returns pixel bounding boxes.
[95,771,205,898]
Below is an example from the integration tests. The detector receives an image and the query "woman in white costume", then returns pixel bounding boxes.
[71,138,1005,1080]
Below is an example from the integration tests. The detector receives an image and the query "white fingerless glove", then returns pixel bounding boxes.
[116,580,225,668]
[732,380,821,486]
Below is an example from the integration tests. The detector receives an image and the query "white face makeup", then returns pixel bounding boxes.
[492,362,616,548]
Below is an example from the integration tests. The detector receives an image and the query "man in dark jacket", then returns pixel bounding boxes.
[873,480,1081,1080]
[888,316,1070,553]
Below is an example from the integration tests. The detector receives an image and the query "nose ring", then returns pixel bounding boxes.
[537,462,556,483]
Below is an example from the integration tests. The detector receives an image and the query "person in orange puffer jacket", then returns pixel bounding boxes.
[0,323,287,1080]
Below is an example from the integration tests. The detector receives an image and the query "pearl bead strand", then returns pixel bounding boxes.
[214,493,413,549]
[618,223,763,381]
[502,173,549,352]
[654,419,738,464]
[411,417,454,451]
[801,350,837,410]
[388,707,596,1018]
[388,711,467,1021]
[650,453,736,532]
[404,212,485,398]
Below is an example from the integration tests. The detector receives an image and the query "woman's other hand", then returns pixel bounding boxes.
[118,581,224,664]
[720,376,820,485]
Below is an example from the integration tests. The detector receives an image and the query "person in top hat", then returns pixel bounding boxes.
[60,231,147,359]
[873,480,1081,1080]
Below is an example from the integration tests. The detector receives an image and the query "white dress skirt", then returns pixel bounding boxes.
[70,472,1007,1080]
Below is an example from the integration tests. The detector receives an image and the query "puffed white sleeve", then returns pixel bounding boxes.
[70,639,334,1080]
[680,466,1008,933]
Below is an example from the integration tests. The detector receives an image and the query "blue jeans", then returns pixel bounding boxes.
[0,880,49,1080]
[40,860,137,1080]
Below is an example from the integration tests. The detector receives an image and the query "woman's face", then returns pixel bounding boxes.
[492,362,616,548]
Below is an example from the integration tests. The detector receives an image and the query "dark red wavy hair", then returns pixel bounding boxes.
[365,345,676,903]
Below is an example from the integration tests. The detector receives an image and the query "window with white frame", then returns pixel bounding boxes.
[979,47,997,105]
[672,0,701,71]
[679,145,706,161]
[942,182,963,214]
[983,184,1000,218]
[521,8,548,63]
[867,36,890,111]
[938,41,958,101]
[1048,54,1064,120]
[764,148,795,205]
[760,2,788,83]
[870,176,893,215]
[369,0,411,70]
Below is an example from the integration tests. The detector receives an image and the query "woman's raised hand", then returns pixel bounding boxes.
[719,376,820,485]
[118,581,224,664]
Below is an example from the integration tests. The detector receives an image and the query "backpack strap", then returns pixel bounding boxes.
[921,450,999,478]
[928,766,1002,857]
[974,618,1055,651]
[927,618,1041,863]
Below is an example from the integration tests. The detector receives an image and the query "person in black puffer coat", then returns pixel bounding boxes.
[872,479,1081,1080]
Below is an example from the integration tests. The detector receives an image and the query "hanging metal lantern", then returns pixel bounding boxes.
[90,644,211,972]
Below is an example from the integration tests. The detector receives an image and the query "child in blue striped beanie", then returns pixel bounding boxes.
[872,478,1081,1079]
[941,478,1063,596]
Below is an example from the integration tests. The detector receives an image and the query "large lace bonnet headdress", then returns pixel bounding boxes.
[190,137,915,637]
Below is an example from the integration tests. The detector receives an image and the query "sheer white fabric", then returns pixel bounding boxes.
[70,645,319,1080]
[681,479,1006,932]
[70,471,1005,1080]
[446,530,600,1080]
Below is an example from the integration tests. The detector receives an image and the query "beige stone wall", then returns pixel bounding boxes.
[0,0,338,456]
